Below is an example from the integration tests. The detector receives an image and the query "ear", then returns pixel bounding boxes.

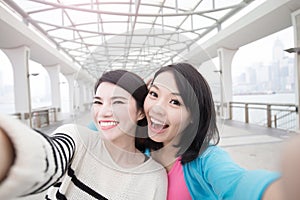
[137,110,145,121]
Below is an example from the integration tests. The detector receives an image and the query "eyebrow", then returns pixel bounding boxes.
[150,84,181,96]
[93,96,128,100]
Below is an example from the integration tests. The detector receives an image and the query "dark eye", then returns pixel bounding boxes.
[170,99,181,106]
[113,100,125,104]
[93,100,102,105]
[149,91,158,98]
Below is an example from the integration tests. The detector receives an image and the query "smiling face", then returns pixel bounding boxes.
[144,71,192,146]
[92,82,144,145]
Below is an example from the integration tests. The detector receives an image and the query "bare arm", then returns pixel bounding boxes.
[262,134,300,200]
[280,135,300,200]
[262,179,284,200]
[0,127,15,182]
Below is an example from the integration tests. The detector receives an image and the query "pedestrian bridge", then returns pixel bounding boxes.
[1,0,300,131]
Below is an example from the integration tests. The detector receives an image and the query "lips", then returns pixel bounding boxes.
[149,117,169,133]
[99,120,119,130]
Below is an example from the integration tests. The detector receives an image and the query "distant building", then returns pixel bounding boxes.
[233,38,295,95]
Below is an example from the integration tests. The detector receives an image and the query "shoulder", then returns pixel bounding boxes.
[183,145,239,177]
[143,157,167,173]
[143,158,168,186]
[53,124,101,146]
[189,146,230,166]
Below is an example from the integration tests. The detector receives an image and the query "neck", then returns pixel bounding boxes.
[151,144,178,172]
[103,139,145,168]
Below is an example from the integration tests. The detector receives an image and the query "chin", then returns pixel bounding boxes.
[149,134,165,143]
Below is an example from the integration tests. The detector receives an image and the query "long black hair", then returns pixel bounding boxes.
[151,63,219,164]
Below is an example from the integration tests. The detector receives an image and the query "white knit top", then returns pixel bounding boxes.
[0,114,167,200]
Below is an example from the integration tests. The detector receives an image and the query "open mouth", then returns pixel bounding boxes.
[99,120,119,130]
[150,117,169,133]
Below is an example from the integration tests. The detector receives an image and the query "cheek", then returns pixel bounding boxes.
[128,107,138,122]
[172,110,190,128]
[143,97,152,113]
[113,104,135,120]
[91,105,98,117]
[91,106,100,126]
[179,112,191,131]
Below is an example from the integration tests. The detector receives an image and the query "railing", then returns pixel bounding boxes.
[10,112,21,119]
[10,107,58,129]
[31,107,57,128]
[215,101,298,131]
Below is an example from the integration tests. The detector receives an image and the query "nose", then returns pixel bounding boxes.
[99,103,113,117]
[151,104,166,116]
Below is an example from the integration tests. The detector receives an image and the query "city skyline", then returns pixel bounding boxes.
[232,27,295,95]
[232,26,294,77]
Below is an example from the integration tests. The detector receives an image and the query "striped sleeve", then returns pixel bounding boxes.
[0,114,78,199]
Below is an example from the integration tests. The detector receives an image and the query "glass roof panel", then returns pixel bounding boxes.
[191,15,216,29]
[181,32,199,40]
[134,23,153,30]
[39,23,57,31]
[49,29,75,40]
[139,4,161,14]
[162,16,187,28]
[215,0,242,8]
[74,24,98,34]
[62,41,82,49]
[204,9,232,21]
[158,7,175,14]
[14,0,51,11]
[141,0,164,6]
[102,22,128,35]
[135,16,155,23]
[177,0,202,10]
[30,9,64,26]
[64,9,98,25]
[81,37,102,46]
[94,3,131,13]
[194,0,214,11]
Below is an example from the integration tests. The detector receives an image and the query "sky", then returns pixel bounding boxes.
[232,26,294,76]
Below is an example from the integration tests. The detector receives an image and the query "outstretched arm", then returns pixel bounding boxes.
[0,114,77,199]
[281,135,300,200]
[262,178,284,200]
[0,127,14,182]
[262,134,300,200]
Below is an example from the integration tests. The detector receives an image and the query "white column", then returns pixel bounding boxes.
[3,46,32,125]
[88,82,95,102]
[82,81,94,111]
[77,80,86,112]
[44,64,61,112]
[65,74,76,116]
[198,59,222,102]
[292,9,300,130]
[217,47,238,119]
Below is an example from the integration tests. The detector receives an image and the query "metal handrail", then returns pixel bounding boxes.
[215,101,298,131]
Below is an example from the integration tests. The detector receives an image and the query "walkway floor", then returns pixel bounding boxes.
[218,119,295,171]
[15,111,297,200]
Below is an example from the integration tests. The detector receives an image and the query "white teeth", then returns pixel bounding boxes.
[151,117,165,125]
[100,121,118,127]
